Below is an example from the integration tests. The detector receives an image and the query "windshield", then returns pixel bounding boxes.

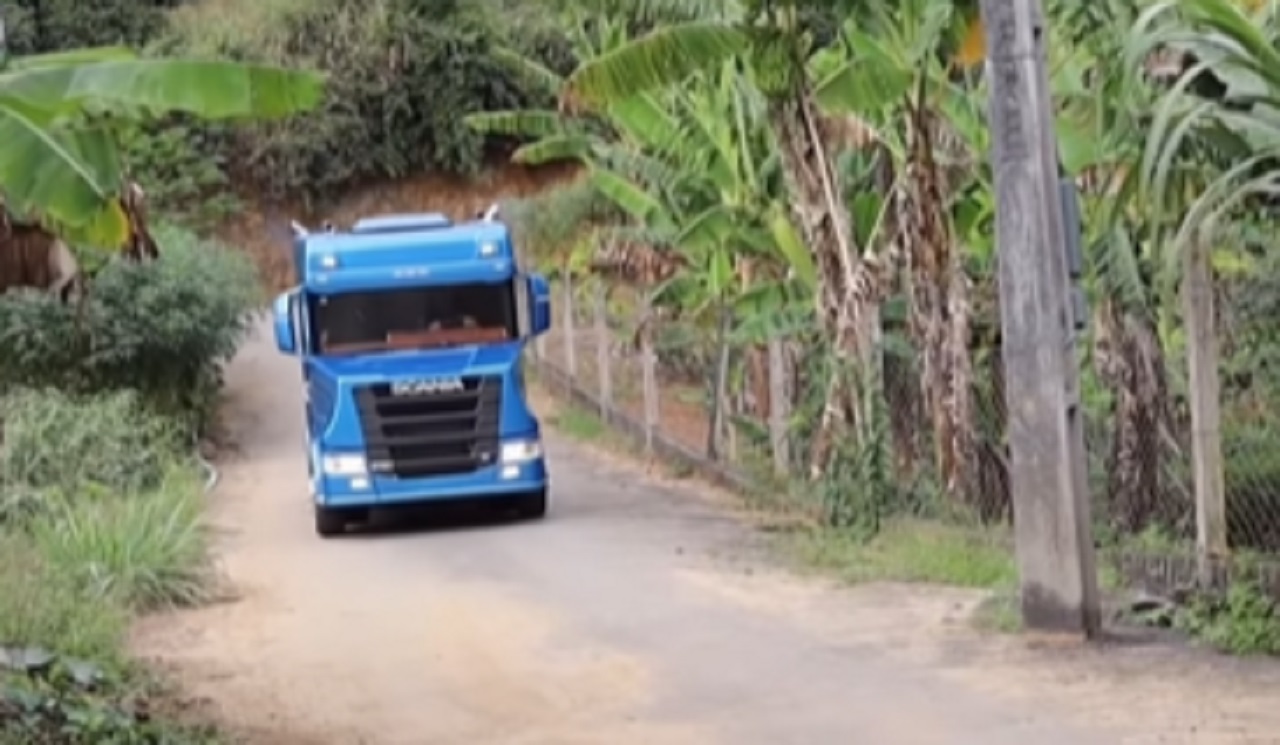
[310,282,518,355]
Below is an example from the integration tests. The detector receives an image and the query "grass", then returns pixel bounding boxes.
[29,465,212,612]
[0,533,130,664]
[0,389,218,741]
[532,373,1022,596]
[780,518,1018,589]
[0,462,209,658]
[552,404,608,441]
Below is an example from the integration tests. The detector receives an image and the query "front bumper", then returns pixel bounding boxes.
[316,458,547,508]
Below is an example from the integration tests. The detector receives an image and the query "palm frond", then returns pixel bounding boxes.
[565,22,748,107]
[462,110,568,138]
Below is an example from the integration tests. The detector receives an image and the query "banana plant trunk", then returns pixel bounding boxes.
[900,99,977,504]
[766,90,883,478]
[1096,300,1172,532]
[707,301,733,460]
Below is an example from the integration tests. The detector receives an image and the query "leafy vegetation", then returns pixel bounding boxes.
[485,0,1280,652]
[1175,581,1280,656]
[0,218,255,739]
[0,224,259,435]
[0,388,216,742]
[0,3,323,740]
[138,0,574,207]
[0,37,323,248]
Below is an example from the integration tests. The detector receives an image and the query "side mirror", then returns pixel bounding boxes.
[527,272,551,337]
[273,290,299,355]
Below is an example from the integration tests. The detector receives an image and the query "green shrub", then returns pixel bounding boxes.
[158,0,563,203]
[0,224,260,434]
[0,534,128,664]
[0,0,173,56]
[1176,582,1280,656]
[120,118,241,232]
[31,466,210,612]
[0,390,180,510]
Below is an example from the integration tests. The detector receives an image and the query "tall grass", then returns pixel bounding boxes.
[0,534,130,663]
[0,389,213,661]
[30,466,212,612]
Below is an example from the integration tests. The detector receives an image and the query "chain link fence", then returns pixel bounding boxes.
[530,273,1280,601]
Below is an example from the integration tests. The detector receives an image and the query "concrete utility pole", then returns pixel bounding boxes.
[979,0,1102,636]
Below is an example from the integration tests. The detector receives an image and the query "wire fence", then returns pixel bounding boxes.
[529,274,1280,601]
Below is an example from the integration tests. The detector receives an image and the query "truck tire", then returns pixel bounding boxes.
[515,488,548,520]
[314,506,349,537]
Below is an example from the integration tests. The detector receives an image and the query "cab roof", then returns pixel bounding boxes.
[294,214,515,293]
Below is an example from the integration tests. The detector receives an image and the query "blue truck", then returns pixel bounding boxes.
[271,207,553,537]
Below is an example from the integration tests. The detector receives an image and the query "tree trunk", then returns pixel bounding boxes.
[898,98,977,504]
[767,90,883,478]
[707,302,732,460]
[1095,300,1172,532]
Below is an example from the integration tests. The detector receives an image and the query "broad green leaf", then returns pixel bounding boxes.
[1056,114,1101,175]
[490,47,564,92]
[0,102,116,238]
[463,110,567,138]
[62,124,124,201]
[608,93,683,153]
[589,167,668,226]
[814,30,912,116]
[765,202,816,290]
[566,23,748,107]
[676,205,735,252]
[512,135,595,165]
[707,246,732,296]
[0,60,325,121]
[1181,0,1280,83]
[7,46,137,70]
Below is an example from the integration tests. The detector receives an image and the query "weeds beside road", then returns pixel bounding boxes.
[0,227,256,743]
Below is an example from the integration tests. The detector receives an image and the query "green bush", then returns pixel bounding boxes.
[0,534,128,664]
[120,118,241,232]
[1176,582,1280,656]
[0,0,174,56]
[0,224,259,434]
[157,0,564,203]
[0,390,180,512]
[31,466,210,612]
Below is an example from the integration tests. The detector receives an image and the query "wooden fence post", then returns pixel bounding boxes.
[1185,239,1228,587]
[768,336,790,477]
[562,273,577,384]
[594,281,612,421]
[641,294,659,454]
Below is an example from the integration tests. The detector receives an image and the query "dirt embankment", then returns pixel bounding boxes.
[217,162,579,291]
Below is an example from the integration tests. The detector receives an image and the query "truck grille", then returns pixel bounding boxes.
[354,375,501,478]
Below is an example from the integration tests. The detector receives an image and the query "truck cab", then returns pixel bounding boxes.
[271,209,552,537]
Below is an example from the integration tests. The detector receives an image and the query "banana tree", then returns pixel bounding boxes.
[0,44,323,247]
[560,0,892,474]
[462,7,635,167]
[805,0,988,506]
[587,62,812,458]
[1126,0,1280,546]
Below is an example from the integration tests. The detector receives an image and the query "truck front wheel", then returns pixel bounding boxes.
[514,488,548,520]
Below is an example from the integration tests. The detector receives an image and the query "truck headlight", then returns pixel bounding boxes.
[500,439,542,464]
[321,453,367,475]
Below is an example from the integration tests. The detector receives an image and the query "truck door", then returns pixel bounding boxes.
[293,293,319,437]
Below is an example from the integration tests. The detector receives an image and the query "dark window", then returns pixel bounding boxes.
[310,282,517,355]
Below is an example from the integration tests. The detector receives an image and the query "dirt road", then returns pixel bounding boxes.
[132,322,1280,744]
